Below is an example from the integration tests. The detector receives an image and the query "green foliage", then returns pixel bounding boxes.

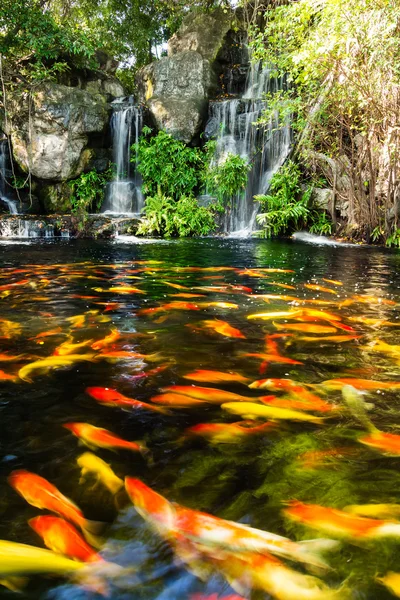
[205,152,250,207]
[137,190,215,238]
[386,229,400,248]
[133,130,205,200]
[69,167,112,216]
[254,160,332,238]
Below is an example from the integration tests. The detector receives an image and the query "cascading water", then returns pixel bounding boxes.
[0,139,18,215]
[206,61,291,236]
[102,96,144,215]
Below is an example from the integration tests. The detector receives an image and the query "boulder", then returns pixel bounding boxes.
[6,84,109,181]
[137,10,233,144]
[168,9,232,62]
[39,182,74,214]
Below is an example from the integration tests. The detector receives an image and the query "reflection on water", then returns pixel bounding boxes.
[1,238,400,599]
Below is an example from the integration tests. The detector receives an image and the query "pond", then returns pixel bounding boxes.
[1,236,400,600]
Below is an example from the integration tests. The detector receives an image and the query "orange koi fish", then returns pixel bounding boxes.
[322,279,343,286]
[247,310,302,321]
[138,302,200,315]
[348,316,400,327]
[199,320,246,339]
[161,281,189,290]
[198,302,239,309]
[63,423,146,454]
[105,286,145,294]
[261,394,336,414]
[266,282,296,290]
[304,284,338,295]
[0,369,18,382]
[151,393,208,408]
[86,387,168,413]
[124,478,336,569]
[273,322,338,334]
[184,421,275,443]
[227,285,253,294]
[296,335,360,343]
[163,386,255,404]
[242,353,303,366]
[259,268,295,273]
[339,294,396,307]
[91,329,121,350]
[8,471,93,532]
[0,279,29,291]
[170,293,206,298]
[29,516,102,563]
[284,500,400,541]
[321,378,400,391]
[249,378,307,391]
[183,370,249,384]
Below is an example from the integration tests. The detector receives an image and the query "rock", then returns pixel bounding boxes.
[137,10,234,144]
[168,9,232,62]
[39,182,74,214]
[6,84,109,181]
[312,188,334,212]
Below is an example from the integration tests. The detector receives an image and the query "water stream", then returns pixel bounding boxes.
[0,139,18,215]
[102,97,144,215]
[206,62,291,236]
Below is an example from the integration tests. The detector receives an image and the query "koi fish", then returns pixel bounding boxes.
[222,402,325,424]
[260,268,295,273]
[261,394,336,413]
[18,354,99,382]
[138,302,200,315]
[349,317,400,327]
[247,310,302,321]
[344,504,400,519]
[184,421,275,444]
[266,282,296,290]
[64,422,147,454]
[377,572,400,598]
[242,353,303,366]
[284,500,400,541]
[198,320,246,339]
[183,370,249,384]
[53,338,94,356]
[322,279,343,286]
[296,335,360,343]
[161,281,189,290]
[151,393,211,408]
[363,339,400,359]
[67,315,86,329]
[163,385,256,404]
[274,322,338,334]
[8,471,94,533]
[86,386,168,413]
[322,378,400,391]
[0,369,18,382]
[105,286,145,294]
[170,293,206,298]
[91,329,121,350]
[304,284,338,295]
[0,540,124,593]
[29,516,103,563]
[124,478,338,570]
[77,453,123,495]
[214,548,348,600]
[198,302,239,309]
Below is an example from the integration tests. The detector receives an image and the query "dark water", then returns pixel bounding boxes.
[1,237,400,599]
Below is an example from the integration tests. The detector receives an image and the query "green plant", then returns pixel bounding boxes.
[254,160,332,238]
[133,130,205,200]
[69,166,113,216]
[386,229,400,248]
[137,189,215,238]
[205,153,250,208]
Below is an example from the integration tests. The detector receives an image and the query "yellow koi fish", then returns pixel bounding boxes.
[77,453,123,494]
[221,402,325,424]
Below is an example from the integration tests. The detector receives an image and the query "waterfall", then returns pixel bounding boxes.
[102,96,144,215]
[207,61,291,236]
[0,139,18,215]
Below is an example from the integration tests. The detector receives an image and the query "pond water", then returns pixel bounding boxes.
[1,237,400,599]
